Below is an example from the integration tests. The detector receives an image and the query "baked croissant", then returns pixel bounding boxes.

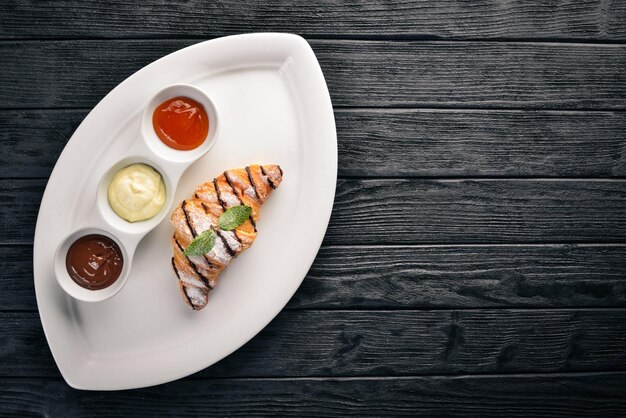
[170,164,283,310]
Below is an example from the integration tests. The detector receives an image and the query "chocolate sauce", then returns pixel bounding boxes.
[181,200,197,237]
[260,165,277,189]
[174,236,214,288]
[213,178,227,211]
[215,229,237,257]
[245,166,260,199]
[224,170,256,231]
[65,234,123,290]
[171,257,194,306]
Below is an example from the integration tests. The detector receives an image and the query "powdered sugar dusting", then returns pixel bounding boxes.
[196,191,216,203]
[185,285,208,307]
[186,254,212,275]
[221,192,240,207]
[228,172,248,190]
[172,207,194,242]
[178,269,206,288]
[222,231,242,252]
[209,237,232,265]
[187,204,213,234]
[244,187,256,198]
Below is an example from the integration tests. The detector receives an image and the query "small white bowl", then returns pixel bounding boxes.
[96,156,175,237]
[140,84,219,164]
[54,228,132,303]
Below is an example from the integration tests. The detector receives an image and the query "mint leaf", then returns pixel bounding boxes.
[219,205,252,231]
[184,229,216,256]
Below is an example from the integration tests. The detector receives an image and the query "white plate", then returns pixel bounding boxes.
[33,33,337,390]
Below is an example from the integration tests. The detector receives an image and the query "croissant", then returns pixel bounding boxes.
[170,164,283,310]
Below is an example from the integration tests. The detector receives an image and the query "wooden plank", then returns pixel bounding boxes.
[3,109,626,179]
[0,246,37,311]
[293,245,626,309]
[2,374,626,416]
[1,40,625,109]
[317,41,626,109]
[5,245,626,311]
[5,179,626,245]
[2,373,626,416]
[0,110,84,178]
[0,180,43,244]
[336,109,626,177]
[327,178,626,244]
[4,310,626,378]
[1,1,625,41]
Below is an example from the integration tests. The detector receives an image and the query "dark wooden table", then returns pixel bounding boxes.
[2,2,626,416]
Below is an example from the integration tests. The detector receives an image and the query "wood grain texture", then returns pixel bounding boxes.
[336,109,626,177]
[4,179,626,245]
[0,180,43,244]
[2,40,625,109]
[2,1,626,413]
[327,178,626,244]
[317,41,626,108]
[3,310,626,378]
[2,374,626,416]
[1,1,625,41]
[294,245,626,309]
[3,109,626,179]
[0,247,37,311]
[4,245,625,311]
[0,110,84,178]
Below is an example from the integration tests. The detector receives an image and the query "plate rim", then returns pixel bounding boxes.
[33,32,337,390]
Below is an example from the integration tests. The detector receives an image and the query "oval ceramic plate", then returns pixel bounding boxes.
[33,33,337,390]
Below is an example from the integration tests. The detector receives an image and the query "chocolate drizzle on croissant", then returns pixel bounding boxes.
[170,164,283,310]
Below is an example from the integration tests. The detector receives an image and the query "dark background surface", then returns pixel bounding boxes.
[2,1,626,416]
